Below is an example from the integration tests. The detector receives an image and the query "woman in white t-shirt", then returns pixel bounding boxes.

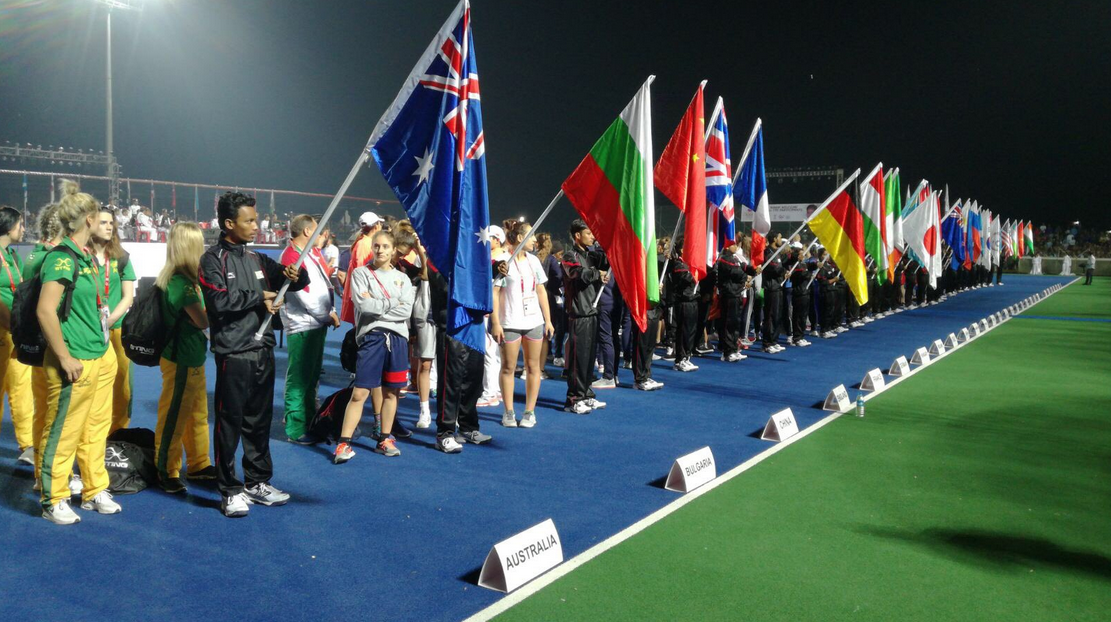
[490,221,553,429]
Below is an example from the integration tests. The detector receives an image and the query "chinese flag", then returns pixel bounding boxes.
[654,83,707,281]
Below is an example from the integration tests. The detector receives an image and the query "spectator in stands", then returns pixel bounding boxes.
[137,208,157,241]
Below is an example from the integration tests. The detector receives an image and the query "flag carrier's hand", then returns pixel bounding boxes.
[283,263,300,282]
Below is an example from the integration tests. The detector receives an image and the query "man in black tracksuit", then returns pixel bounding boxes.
[714,243,749,361]
[759,235,786,353]
[428,265,485,453]
[200,192,309,518]
[788,248,815,346]
[562,220,608,414]
[667,252,699,370]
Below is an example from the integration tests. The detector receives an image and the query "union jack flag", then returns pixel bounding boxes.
[705,97,734,265]
[368,0,492,352]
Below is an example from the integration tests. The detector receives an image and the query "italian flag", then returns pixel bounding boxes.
[859,163,887,284]
[562,77,658,332]
[884,167,903,280]
[1024,220,1035,255]
[808,170,869,305]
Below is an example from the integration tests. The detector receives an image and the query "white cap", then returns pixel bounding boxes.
[359,211,382,228]
[487,225,506,243]
[791,240,804,249]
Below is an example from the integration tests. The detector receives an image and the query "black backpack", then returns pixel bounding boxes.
[341,328,358,373]
[309,385,354,443]
[122,281,182,367]
[105,427,157,495]
[11,245,79,367]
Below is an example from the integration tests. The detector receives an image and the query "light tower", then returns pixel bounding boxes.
[94,0,144,206]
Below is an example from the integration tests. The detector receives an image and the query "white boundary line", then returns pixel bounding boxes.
[463,278,1077,622]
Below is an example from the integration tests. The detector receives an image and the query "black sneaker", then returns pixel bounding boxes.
[694,345,714,355]
[287,433,322,445]
[159,477,187,494]
[391,421,413,440]
[186,465,217,481]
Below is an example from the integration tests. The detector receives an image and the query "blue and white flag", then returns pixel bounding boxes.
[368,0,491,352]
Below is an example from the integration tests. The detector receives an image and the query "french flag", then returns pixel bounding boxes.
[735,119,771,265]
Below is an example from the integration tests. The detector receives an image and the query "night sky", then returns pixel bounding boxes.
[2,0,1109,231]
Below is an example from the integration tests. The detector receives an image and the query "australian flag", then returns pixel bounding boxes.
[705,98,735,262]
[941,199,965,271]
[368,0,491,352]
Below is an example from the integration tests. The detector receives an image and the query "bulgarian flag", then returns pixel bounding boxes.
[655,82,708,281]
[858,163,887,284]
[807,169,869,305]
[884,167,903,280]
[562,76,658,332]
[1024,220,1035,254]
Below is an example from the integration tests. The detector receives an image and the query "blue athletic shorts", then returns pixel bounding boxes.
[355,330,410,390]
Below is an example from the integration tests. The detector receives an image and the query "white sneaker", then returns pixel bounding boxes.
[476,393,501,408]
[69,474,83,497]
[43,499,81,525]
[80,490,121,515]
[17,447,34,465]
[591,377,616,390]
[863,316,874,323]
[519,411,537,428]
[437,434,464,453]
[674,359,697,372]
[222,492,251,518]
[851,320,865,328]
[416,412,431,429]
[245,482,290,506]
[553,357,565,367]
[821,331,835,339]
[584,397,607,409]
[647,379,665,390]
[835,326,849,334]
[565,401,593,414]
[501,411,518,427]
[664,347,675,359]
[651,353,662,361]
[796,339,812,347]
[727,352,747,362]
[636,379,661,391]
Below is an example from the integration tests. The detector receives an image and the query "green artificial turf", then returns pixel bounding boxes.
[497,279,1111,621]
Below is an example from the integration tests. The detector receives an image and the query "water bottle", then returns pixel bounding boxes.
[856,394,865,418]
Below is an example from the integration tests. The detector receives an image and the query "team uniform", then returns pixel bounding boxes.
[430,266,484,450]
[22,243,54,480]
[98,251,136,434]
[714,249,748,361]
[199,235,309,508]
[562,243,607,413]
[760,255,785,352]
[154,275,212,484]
[279,243,335,441]
[0,244,33,461]
[667,257,699,370]
[37,238,119,517]
[787,253,815,346]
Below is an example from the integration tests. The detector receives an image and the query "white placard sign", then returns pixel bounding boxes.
[761,408,800,442]
[969,323,980,337]
[945,333,959,348]
[889,355,910,377]
[959,327,970,342]
[910,347,931,366]
[979,319,990,331]
[823,384,852,412]
[478,519,564,593]
[929,339,946,356]
[860,368,886,392]
[664,446,717,493]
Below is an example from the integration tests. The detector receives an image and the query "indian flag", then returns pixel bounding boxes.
[884,167,903,280]
[1024,220,1035,254]
[859,163,887,284]
[808,169,869,305]
[562,76,658,332]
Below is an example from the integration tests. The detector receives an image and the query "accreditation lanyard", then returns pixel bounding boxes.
[512,255,538,316]
[83,243,109,344]
[369,267,391,299]
[1,249,19,293]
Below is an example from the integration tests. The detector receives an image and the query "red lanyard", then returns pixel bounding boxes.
[1,249,19,293]
[369,267,391,299]
[72,239,103,308]
[512,255,534,294]
[96,251,111,299]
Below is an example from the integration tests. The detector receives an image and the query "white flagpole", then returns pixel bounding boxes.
[508,189,563,264]
[253,149,370,341]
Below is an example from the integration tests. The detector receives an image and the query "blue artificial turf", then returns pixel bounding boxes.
[0,275,1072,622]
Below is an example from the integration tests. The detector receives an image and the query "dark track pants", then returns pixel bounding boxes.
[435,328,483,437]
[565,315,599,406]
[214,348,276,496]
[632,307,661,384]
[762,288,782,347]
[719,295,743,355]
[672,300,698,360]
[791,293,809,340]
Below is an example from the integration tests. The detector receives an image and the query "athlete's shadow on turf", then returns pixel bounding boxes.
[860,526,1111,580]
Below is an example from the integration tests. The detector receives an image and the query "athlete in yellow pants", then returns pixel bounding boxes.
[108,329,132,433]
[155,359,211,483]
[31,366,48,481]
[39,347,117,512]
[0,330,35,461]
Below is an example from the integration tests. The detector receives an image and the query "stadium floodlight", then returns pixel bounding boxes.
[92,0,145,204]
